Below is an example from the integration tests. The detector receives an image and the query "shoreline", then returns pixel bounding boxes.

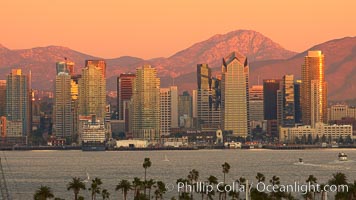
[1,144,356,151]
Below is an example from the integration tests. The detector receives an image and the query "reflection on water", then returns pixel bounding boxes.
[1,149,355,199]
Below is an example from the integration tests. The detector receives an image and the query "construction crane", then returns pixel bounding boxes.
[0,158,11,200]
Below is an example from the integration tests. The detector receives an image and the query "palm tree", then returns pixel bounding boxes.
[34,185,54,200]
[270,175,280,186]
[146,179,155,199]
[347,180,356,199]
[188,169,199,199]
[67,177,86,200]
[132,177,143,198]
[89,177,103,200]
[269,175,281,199]
[255,172,265,183]
[305,175,317,200]
[143,158,152,196]
[101,189,110,200]
[176,178,189,199]
[328,172,348,199]
[228,190,239,200]
[207,175,218,200]
[116,179,132,200]
[221,162,230,200]
[153,181,167,200]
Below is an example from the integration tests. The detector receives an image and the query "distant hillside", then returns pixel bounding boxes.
[1,30,355,100]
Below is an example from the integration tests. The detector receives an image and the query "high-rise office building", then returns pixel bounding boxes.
[197,64,221,131]
[6,69,30,137]
[0,80,6,117]
[277,75,295,127]
[192,89,198,128]
[71,74,81,142]
[221,52,249,137]
[130,65,160,140]
[249,85,264,121]
[79,61,106,121]
[160,86,178,136]
[56,62,70,74]
[54,63,72,139]
[301,51,327,127]
[294,80,302,124]
[85,60,106,78]
[178,91,193,128]
[263,79,281,120]
[117,73,135,122]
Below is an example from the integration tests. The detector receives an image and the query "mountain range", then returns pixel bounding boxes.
[0,30,355,100]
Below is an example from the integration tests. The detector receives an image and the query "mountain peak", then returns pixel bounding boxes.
[0,43,9,50]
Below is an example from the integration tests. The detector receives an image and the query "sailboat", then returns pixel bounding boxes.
[164,155,170,162]
[83,170,90,183]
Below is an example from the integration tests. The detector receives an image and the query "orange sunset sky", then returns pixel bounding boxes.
[1,0,355,59]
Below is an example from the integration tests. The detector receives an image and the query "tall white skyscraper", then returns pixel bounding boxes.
[54,62,72,139]
[160,86,178,136]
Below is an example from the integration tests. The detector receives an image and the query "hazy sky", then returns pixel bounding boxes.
[1,0,355,59]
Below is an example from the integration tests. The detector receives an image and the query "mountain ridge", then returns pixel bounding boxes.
[0,30,355,100]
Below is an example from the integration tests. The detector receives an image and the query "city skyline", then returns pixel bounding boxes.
[1,0,356,59]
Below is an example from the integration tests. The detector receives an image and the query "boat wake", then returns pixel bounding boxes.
[328,160,356,164]
[294,162,351,170]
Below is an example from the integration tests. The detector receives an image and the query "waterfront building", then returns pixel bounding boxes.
[81,116,106,150]
[160,86,178,136]
[279,123,353,143]
[6,69,30,138]
[221,52,249,137]
[130,65,160,140]
[301,51,327,126]
[328,104,356,121]
[197,64,221,132]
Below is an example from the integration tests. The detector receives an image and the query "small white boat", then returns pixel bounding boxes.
[299,158,303,164]
[164,155,169,162]
[338,153,348,161]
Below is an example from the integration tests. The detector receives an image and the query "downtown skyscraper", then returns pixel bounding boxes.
[130,65,160,140]
[301,51,327,127]
[53,62,72,139]
[249,85,264,122]
[0,80,6,117]
[197,64,221,132]
[277,75,295,127]
[6,69,30,137]
[79,60,106,121]
[221,52,249,137]
[117,73,136,121]
[160,86,178,136]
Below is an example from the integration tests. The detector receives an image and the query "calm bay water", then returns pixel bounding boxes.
[1,149,356,199]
